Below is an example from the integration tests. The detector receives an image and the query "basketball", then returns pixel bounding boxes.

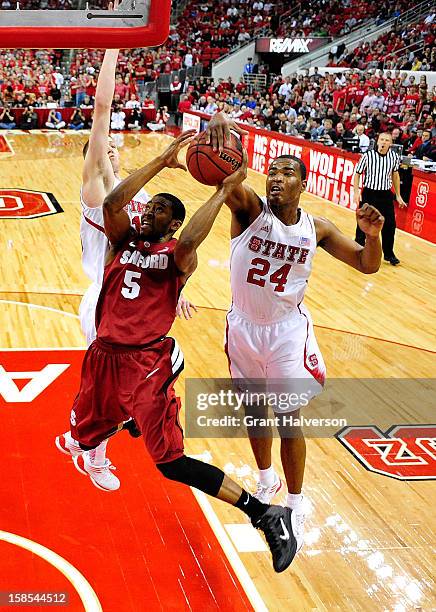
[186,131,244,186]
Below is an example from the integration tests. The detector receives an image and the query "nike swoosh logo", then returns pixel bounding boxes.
[158,247,169,253]
[243,493,250,506]
[279,517,290,541]
[129,241,136,248]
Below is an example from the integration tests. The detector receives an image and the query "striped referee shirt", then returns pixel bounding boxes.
[355,148,400,190]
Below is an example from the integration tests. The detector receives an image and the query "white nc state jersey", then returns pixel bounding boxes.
[80,177,150,285]
[230,198,317,323]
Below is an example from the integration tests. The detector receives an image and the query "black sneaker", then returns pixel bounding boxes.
[384,255,400,266]
[252,506,297,572]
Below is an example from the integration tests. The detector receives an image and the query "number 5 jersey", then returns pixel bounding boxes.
[95,235,183,346]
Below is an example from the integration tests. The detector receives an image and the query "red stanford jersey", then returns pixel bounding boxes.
[96,235,183,346]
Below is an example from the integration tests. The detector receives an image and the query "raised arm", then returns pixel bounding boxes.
[206,111,262,219]
[174,151,248,280]
[103,130,196,245]
[81,47,119,208]
[316,203,384,274]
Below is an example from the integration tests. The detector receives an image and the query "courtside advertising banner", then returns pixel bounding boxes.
[245,129,358,209]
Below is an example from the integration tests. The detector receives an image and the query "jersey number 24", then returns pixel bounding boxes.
[247,258,291,292]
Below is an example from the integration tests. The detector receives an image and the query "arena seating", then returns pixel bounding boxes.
[0,2,434,158]
[328,15,435,70]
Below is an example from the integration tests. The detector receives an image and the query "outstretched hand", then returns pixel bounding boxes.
[221,149,248,191]
[206,111,248,152]
[356,203,384,237]
[160,129,197,171]
[176,295,199,320]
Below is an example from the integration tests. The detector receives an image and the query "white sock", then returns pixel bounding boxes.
[65,430,79,447]
[88,440,107,466]
[286,492,303,510]
[259,466,276,487]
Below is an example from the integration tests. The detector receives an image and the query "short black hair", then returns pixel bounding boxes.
[273,155,307,181]
[155,192,186,223]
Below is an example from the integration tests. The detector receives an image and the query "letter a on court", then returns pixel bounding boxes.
[0,364,70,402]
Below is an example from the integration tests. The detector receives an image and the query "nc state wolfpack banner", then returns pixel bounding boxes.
[246,130,358,209]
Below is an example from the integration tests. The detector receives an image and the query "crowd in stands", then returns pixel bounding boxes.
[1,48,435,160]
[328,13,435,71]
[10,0,418,75]
[177,0,415,55]
[181,69,435,158]
[0,0,435,160]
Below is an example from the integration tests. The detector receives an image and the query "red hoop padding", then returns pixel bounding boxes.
[0,0,170,48]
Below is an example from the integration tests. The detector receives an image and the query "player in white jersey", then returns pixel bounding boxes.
[208,112,385,552]
[79,154,151,345]
[56,47,195,492]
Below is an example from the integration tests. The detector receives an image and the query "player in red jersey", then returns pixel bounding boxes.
[57,131,298,574]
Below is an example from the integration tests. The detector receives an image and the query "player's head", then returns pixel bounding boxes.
[139,193,186,241]
[82,135,120,173]
[266,155,307,207]
[377,132,393,154]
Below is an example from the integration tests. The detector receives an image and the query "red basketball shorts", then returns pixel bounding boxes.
[70,337,185,463]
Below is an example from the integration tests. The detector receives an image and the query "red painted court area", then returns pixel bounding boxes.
[0,350,252,611]
[0,135,12,154]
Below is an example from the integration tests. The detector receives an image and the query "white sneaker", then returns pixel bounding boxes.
[290,508,306,553]
[253,475,283,504]
[55,432,83,458]
[73,452,120,492]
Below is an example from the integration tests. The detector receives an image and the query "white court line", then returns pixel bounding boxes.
[192,490,268,612]
[0,530,102,611]
[0,299,80,319]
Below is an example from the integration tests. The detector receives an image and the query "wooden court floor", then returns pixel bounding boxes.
[0,130,435,611]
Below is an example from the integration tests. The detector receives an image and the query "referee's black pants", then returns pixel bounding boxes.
[355,188,396,259]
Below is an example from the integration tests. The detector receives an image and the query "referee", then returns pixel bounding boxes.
[353,132,407,265]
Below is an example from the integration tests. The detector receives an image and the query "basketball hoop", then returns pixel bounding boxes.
[0,0,170,48]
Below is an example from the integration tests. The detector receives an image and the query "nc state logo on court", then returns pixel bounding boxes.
[336,425,436,480]
[0,189,63,219]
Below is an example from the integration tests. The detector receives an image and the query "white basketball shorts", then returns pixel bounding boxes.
[79,282,101,347]
[224,304,326,413]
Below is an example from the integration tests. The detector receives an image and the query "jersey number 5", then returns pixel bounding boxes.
[247,258,291,293]
[122,270,141,299]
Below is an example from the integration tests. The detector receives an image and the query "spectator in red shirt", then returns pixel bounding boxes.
[236,77,247,95]
[404,86,420,112]
[171,52,183,71]
[332,83,347,112]
[114,75,129,102]
[134,59,146,86]
[176,94,192,126]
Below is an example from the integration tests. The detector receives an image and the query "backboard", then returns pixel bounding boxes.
[0,0,170,48]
